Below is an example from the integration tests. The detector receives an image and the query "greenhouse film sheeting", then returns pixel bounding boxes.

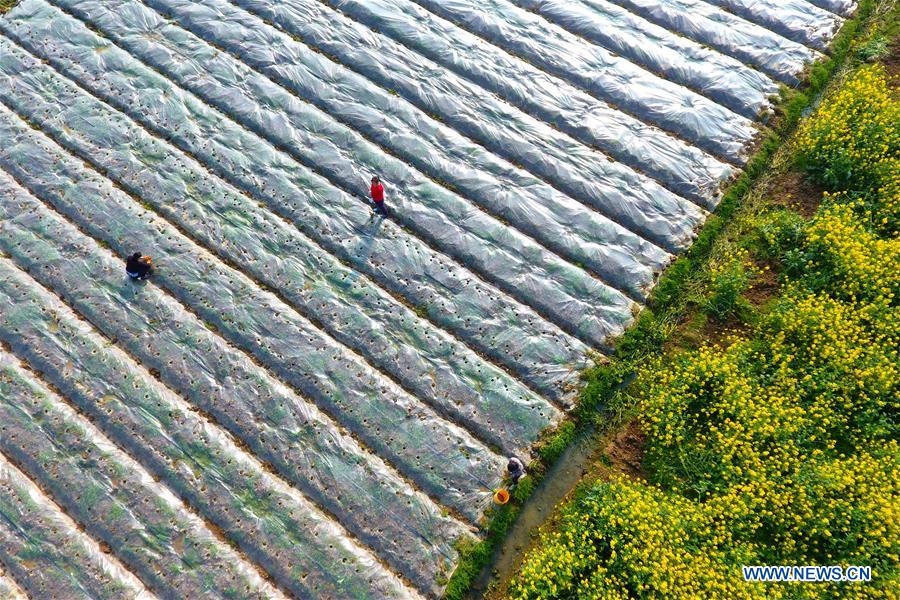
[0,0,856,596]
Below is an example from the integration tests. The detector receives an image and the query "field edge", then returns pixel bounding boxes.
[442,1,889,597]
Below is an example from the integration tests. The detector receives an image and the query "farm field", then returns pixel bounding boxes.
[0,0,858,597]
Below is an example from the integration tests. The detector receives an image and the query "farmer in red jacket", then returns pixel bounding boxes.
[370,175,388,216]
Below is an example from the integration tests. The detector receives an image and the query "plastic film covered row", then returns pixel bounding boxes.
[0,351,285,600]
[0,253,421,600]
[0,169,467,593]
[0,8,561,455]
[0,432,152,600]
[514,0,778,119]
[609,0,822,84]
[395,0,759,162]
[0,104,507,521]
[13,0,600,392]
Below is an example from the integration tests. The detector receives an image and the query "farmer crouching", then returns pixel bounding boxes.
[507,456,526,485]
[125,252,153,281]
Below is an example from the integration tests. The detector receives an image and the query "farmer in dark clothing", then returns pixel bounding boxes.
[507,457,526,485]
[370,176,387,216]
[125,252,153,280]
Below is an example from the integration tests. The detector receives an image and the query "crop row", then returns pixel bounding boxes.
[46,0,671,306]
[0,16,560,452]
[0,167,470,591]
[611,0,822,84]
[0,566,26,600]
[704,0,845,50]
[511,0,778,119]
[0,350,283,599]
[806,0,858,17]
[0,251,423,599]
[274,0,732,204]
[7,0,600,394]
[376,0,756,162]
[0,103,508,524]
[216,0,711,246]
[0,574,26,600]
[0,413,151,600]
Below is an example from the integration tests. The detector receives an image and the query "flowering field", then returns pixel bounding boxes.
[512,62,898,599]
[0,0,859,597]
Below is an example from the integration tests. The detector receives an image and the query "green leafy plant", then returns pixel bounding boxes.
[702,251,756,321]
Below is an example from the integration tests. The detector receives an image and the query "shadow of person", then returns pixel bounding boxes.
[119,274,167,329]
[353,213,386,264]
[124,274,151,286]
